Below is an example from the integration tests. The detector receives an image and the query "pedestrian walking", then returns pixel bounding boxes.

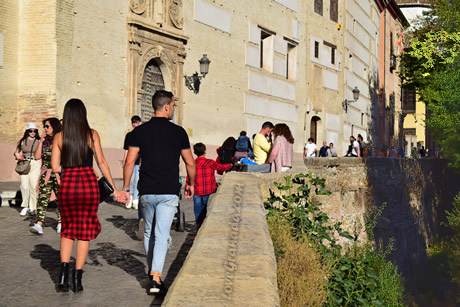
[123,115,144,239]
[267,123,294,172]
[51,99,123,292]
[14,123,41,216]
[123,115,142,211]
[30,118,62,235]
[187,143,231,228]
[121,90,196,294]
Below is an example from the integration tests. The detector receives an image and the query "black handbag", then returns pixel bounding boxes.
[90,132,114,203]
[98,176,114,203]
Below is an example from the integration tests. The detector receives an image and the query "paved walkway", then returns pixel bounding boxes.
[0,181,196,306]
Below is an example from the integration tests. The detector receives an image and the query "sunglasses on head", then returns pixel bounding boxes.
[44,125,50,129]
[28,129,38,133]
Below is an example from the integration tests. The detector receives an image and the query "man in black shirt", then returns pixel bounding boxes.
[123,115,142,210]
[318,141,329,157]
[122,90,196,294]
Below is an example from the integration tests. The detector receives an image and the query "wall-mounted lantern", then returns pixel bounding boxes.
[184,54,211,94]
[342,86,360,113]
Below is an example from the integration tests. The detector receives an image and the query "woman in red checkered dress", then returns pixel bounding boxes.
[51,99,124,292]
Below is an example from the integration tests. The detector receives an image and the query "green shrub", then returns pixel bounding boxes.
[265,173,405,306]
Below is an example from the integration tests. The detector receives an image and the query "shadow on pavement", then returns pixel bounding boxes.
[150,224,197,306]
[30,244,70,292]
[106,215,140,241]
[87,242,149,290]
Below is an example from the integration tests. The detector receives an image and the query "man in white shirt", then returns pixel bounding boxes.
[304,137,317,158]
[350,136,360,158]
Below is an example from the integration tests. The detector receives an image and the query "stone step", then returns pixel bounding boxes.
[0,191,21,207]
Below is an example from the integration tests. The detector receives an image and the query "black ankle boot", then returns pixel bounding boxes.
[58,262,70,291]
[72,269,84,292]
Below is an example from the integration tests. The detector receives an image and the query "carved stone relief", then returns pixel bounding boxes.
[169,0,183,29]
[130,0,147,14]
[128,26,142,54]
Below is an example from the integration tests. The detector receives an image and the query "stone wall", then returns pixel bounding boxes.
[302,157,459,287]
[165,158,458,304]
[163,172,279,306]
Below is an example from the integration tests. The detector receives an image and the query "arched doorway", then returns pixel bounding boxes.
[139,59,165,122]
[310,116,321,144]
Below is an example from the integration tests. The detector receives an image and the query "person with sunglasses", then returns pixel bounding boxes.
[30,118,62,235]
[14,123,41,216]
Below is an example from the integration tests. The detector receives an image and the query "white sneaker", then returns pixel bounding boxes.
[56,223,61,234]
[125,196,133,209]
[20,207,29,216]
[132,199,138,210]
[30,223,44,235]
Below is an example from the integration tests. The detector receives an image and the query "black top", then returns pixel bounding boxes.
[318,146,329,157]
[82,147,94,167]
[123,131,141,165]
[130,117,190,196]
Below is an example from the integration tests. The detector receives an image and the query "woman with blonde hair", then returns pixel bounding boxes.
[51,99,123,292]
[267,123,294,172]
[14,123,41,216]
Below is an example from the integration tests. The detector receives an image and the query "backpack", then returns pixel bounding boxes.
[235,136,249,152]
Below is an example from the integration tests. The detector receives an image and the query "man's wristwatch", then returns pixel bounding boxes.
[122,189,130,192]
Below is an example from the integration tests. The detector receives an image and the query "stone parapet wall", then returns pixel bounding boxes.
[302,157,459,287]
[164,157,459,304]
[163,172,279,306]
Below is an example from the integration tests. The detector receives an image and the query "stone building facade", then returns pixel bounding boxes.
[1,0,406,179]
[374,0,409,153]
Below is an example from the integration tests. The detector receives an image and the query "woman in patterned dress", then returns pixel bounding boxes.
[51,99,122,292]
[30,118,62,234]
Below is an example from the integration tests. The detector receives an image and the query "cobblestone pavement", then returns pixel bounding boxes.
[0,181,196,307]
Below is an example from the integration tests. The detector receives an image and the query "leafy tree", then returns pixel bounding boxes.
[400,0,460,169]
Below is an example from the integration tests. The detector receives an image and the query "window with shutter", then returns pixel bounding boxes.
[314,0,323,16]
[330,0,338,22]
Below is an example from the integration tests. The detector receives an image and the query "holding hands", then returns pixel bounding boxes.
[114,190,130,204]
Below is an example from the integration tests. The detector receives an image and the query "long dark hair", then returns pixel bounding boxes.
[16,128,40,152]
[61,99,92,168]
[222,137,236,150]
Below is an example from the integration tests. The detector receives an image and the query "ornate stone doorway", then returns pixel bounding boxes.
[139,60,165,122]
[127,0,187,125]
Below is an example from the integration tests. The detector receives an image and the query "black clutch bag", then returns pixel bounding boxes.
[90,131,115,203]
[98,176,114,203]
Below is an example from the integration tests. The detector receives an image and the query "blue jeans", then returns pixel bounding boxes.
[193,195,209,227]
[140,194,179,274]
[130,164,140,200]
[130,164,142,220]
